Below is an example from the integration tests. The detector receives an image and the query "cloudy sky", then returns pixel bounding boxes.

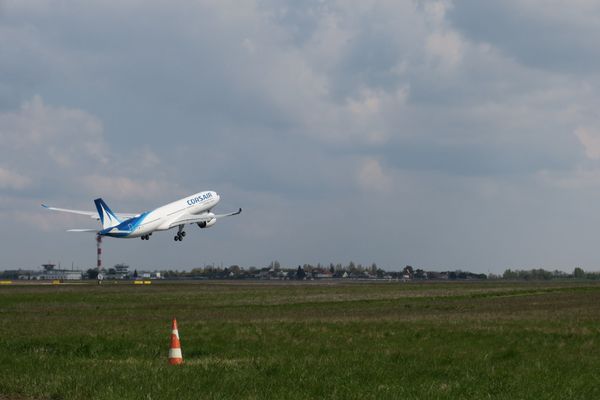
[2,0,600,273]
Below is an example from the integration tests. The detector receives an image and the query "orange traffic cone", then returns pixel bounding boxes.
[168,318,183,365]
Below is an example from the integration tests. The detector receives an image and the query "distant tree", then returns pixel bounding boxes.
[573,267,585,279]
[163,270,176,278]
[529,268,552,280]
[503,269,517,280]
[86,268,99,280]
[370,263,377,274]
[553,270,567,278]
[329,265,335,274]
[133,269,138,278]
[108,268,116,275]
[403,265,414,277]
[296,266,306,280]
[586,272,600,280]
[415,269,426,279]
[348,261,356,273]
[0,270,18,279]
[502,268,556,281]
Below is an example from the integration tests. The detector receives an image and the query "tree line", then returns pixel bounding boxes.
[500,267,600,281]
[4,263,600,282]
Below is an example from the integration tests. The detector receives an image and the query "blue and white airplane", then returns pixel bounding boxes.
[42,191,241,242]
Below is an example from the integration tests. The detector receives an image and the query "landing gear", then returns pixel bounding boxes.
[174,225,185,242]
[141,233,152,241]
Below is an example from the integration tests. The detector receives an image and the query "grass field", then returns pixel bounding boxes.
[1,280,600,399]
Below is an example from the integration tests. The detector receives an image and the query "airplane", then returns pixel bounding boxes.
[42,191,241,242]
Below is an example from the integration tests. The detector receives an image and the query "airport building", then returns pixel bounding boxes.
[20,264,84,280]
[105,263,130,279]
[115,263,129,275]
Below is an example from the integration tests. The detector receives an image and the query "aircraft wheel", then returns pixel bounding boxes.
[181,231,186,237]
[174,236,179,241]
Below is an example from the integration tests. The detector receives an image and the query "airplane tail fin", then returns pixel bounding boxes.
[94,198,121,229]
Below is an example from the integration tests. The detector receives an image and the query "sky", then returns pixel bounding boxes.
[2,0,600,273]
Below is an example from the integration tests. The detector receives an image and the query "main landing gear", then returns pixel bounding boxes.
[141,233,152,241]
[174,225,186,241]
[174,231,186,241]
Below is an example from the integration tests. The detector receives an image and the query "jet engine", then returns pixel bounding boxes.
[197,218,217,228]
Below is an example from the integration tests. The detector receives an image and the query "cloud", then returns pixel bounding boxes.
[81,175,182,201]
[0,94,108,167]
[0,95,177,211]
[575,127,600,160]
[0,167,30,190]
[357,158,392,192]
[447,0,600,74]
[3,1,600,271]
[423,1,464,68]
[426,31,464,68]
[539,168,600,190]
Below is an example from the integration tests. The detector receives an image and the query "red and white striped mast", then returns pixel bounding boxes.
[96,235,103,273]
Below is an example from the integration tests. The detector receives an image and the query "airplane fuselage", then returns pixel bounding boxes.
[100,191,220,238]
[43,189,240,242]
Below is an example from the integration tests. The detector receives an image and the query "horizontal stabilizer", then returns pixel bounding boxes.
[43,204,99,219]
[41,204,139,220]
[67,229,99,233]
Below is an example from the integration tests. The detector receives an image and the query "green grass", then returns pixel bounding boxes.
[1,280,600,399]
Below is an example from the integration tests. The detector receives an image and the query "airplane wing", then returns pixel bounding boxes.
[166,208,242,229]
[214,208,242,219]
[41,204,139,220]
[67,229,99,233]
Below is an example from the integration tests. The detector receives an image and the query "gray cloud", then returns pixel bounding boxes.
[2,1,600,272]
[448,0,600,75]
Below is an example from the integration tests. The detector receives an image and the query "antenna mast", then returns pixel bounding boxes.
[96,235,103,272]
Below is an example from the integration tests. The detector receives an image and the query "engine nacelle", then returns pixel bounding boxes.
[197,218,217,229]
